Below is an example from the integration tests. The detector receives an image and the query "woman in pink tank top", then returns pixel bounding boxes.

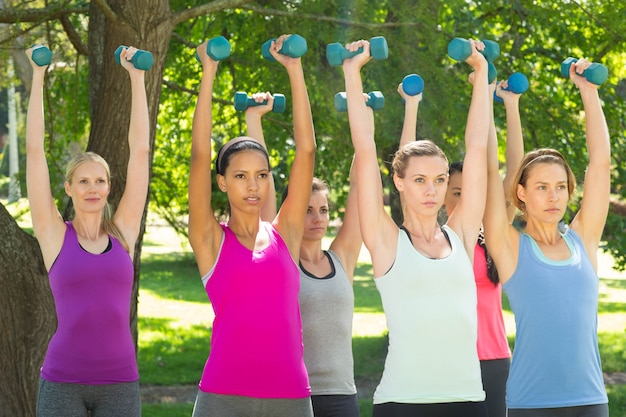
[188,34,316,417]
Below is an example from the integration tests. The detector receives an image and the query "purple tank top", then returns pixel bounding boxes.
[40,222,139,384]
[199,222,310,398]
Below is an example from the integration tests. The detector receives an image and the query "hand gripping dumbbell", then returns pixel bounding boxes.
[114,46,153,71]
[196,36,231,62]
[261,34,307,62]
[326,36,389,67]
[234,92,286,113]
[560,57,608,86]
[334,91,384,112]
[494,72,529,103]
[31,45,52,66]
[402,74,424,96]
[448,38,500,63]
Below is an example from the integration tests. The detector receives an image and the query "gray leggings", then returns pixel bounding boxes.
[192,390,314,417]
[37,379,141,417]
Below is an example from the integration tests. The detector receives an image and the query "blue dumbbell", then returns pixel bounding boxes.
[195,36,231,62]
[31,45,52,66]
[114,46,153,70]
[234,92,286,113]
[402,74,424,96]
[261,34,307,62]
[494,72,529,103]
[326,36,388,67]
[334,91,384,112]
[560,57,608,86]
[448,38,500,62]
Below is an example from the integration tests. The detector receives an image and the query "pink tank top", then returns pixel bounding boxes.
[41,222,138,384]
[474,243,511,360]
[199,222,310,398]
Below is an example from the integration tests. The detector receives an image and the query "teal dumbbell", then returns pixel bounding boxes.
[488,62,497,84]
[402,74,424,96]
[234,92,286,113]
[494,72,529,103]
[261,34,307,62]
[114,46,153,70]
[560,57,608,86]
[448,38,500,62]
[195,36,231,62]
[334,91,384,112]
[31,45,52,66]
[326,36,389,67]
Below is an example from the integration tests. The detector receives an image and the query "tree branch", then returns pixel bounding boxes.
[60,15,88,56]
[239,4,421,28]
[171,0,256,26]
[0,4,88,24]
[90,0,119,25]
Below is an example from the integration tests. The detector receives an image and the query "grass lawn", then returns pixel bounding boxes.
[137,221,626,416]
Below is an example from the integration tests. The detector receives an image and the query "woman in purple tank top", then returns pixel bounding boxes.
[188,34,316,417]
[25,45,150,417]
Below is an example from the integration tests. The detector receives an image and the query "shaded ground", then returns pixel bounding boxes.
[141,374,626,404]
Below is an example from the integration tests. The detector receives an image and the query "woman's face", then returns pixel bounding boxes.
[218,149,271,215]
[395,155,449,216]
[444,171,462,217]
[517,162,569,223]
[303,190,330,242]
[64,160,110,214]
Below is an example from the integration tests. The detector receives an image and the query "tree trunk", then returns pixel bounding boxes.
[0,205,56,417]
[86,0,173,349]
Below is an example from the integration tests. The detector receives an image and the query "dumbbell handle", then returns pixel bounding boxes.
[448,38,500,62]
[560,57,608,85]
[334,91,384,112]
[326,36,388,67]
[114,46,153,71]
[262,34,307,62]
[31,45,52,66]
[234,92,286,113]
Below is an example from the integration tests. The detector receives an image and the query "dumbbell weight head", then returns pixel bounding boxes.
[560,57,608,86]
[262,34,307,62]
[488,62,497,84]
[326,36,389,67]
[195,36,231,62]
[494,72,529,103]
[402,74,424,96]
[233,92,286,113]
[114,46,154,71]
[334,91,385,112]
[31,45,52,66]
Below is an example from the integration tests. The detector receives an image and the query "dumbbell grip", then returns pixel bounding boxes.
[234,93,286,113]
[114,46,154,70]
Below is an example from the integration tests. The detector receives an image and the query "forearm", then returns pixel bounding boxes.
[580,88,610,166]
[127,73,150,154]
[286,64,316,154]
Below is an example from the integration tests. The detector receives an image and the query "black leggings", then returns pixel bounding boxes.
[372,400,488,417]
[480,358,510,417]
[508,403,609,417]
[311,394,360,417]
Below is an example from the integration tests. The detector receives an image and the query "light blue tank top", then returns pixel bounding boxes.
[503,228,608,408]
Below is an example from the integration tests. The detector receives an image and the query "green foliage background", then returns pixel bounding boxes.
[2,0,626,265]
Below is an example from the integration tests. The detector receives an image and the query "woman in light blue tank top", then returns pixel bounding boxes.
[483,58,611,416]
[25,45,150,417]
[343,39,491,417]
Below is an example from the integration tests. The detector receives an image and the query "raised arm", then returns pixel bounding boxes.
[25,46,66,269]
[343,40,397,277]
[270,35,316,260]
[398,83,422,149]
[446,41,490,254]
[496,80,525,222]
[245,92,277,221]
[113,47,151,254]
[188,41,223,275]
[569,59,611,268]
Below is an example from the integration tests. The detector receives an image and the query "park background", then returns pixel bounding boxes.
[1,1,626,416]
